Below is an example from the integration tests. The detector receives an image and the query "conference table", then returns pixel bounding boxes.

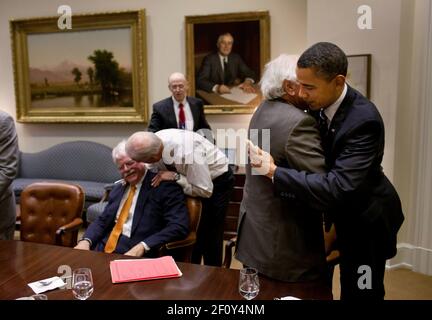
[0,240,332,300]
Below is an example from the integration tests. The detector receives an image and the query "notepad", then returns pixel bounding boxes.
[109,256,182,283]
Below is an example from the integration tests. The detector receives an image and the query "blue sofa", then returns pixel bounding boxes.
[13,141,121,210]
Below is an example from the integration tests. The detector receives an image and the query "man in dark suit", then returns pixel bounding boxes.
[196,33,256,94]
[74,140,189,257]
[148,72,211,136]
[0,111,19,240]
[235,54,327,282]
[249,42,404,300]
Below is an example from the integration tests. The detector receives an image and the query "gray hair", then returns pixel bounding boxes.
[259,54,299,100]
[217,32,234,45]
[125,131,162,162]
[112,140,128,163]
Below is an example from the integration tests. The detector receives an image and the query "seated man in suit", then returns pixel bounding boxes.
[148,72,212,136]
[196,33,256,94]
[74,140,189,257]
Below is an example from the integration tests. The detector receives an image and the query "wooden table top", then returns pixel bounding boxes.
[0,240,332,300]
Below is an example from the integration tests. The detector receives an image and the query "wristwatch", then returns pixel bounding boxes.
[173,173,181,181]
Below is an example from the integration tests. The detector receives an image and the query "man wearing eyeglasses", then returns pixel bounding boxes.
[148,72,211,137]
[74,140,189,257]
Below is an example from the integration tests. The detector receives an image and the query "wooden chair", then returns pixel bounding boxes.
[158,196,202,263]
[19,182,84,247]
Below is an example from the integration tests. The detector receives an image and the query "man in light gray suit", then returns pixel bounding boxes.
[236,55,327,282]
[0,111,19,240]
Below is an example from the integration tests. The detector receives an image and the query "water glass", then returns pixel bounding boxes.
[239,267,260,300]
[72,268,94,300]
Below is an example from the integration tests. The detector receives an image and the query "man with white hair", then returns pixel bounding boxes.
[148,72,211,135]
[74,140,189,257]
[236,54,328,282]
[126,129,234,267]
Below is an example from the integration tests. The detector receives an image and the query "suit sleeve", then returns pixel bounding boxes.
[0,114,19,197]
[196,55,217,93]
[196,99,211,131]
[274,120,381,211]
[83,185,122,245]
[147,105,163,132]
[236,55,256,82]
[142,182,189,249]
[285,116,326,173]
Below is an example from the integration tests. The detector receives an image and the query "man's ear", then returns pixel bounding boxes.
[334,75,346,87]
[283,80,296,96]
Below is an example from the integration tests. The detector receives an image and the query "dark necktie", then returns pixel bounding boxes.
[223,58,230,84]
[178,103,186,129]
[318,108,329,138]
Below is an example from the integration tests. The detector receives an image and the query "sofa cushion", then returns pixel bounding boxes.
[86,202,108,223]
[14,141,122,209]
[18,141,120,183]
[13,178,108,202]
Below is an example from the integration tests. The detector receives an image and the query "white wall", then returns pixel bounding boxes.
[307,0,401,180]
[0,0,306,152]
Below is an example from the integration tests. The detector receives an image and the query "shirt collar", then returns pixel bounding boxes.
[323,83,347,123]
[171,96,187,106]
[219,54,228,63]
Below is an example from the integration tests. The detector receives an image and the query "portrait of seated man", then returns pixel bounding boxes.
[196,32,256,95]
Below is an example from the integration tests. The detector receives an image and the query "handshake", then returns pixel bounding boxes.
[246,139,276,178]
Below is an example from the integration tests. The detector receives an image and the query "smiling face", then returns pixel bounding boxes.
[296,67,345,111]
[169,77,188,103]
[217,34,233,57]
[116,155,145,185]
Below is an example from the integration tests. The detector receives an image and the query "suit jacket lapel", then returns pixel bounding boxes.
[165,99,178,128]
[326,85,356,152]
[131,172,152,234]
[187,97,199,131]
[216,55,224,83]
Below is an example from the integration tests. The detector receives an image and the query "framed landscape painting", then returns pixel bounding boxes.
[10,10,148,123]
[185,11,270,114]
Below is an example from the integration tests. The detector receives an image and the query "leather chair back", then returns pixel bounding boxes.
[159,196,202,262]
[20,182,84,247]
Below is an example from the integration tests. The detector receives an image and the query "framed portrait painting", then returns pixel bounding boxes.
[10,10,149,123]
[185,11,270,114]
[346,54,371,99]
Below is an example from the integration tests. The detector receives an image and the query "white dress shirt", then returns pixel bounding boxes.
[171,97,194,131]
[148,129,229,198]
[114,173,150,251]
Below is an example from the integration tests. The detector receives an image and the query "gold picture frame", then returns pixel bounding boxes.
[185,11,270,114]
[10,10,148,123]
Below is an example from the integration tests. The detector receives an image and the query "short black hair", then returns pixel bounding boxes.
[297,42,348,81]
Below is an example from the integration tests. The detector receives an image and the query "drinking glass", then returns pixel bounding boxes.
[72,268,94,300]
[239,267,260,300]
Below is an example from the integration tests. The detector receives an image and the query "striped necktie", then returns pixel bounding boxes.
[104,185,137,253]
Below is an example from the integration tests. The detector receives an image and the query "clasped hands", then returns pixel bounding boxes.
[247,140,276,179]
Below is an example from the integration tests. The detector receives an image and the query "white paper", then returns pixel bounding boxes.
[220,87,257,104]
[28,276,66,294]
[280,296,301,300]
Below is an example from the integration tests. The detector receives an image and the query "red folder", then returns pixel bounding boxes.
[110,256,182,283]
